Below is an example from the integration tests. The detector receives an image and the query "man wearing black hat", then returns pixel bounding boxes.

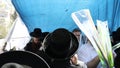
[24,28,43,53]
[38,28,87,68]
[112,27,120,68]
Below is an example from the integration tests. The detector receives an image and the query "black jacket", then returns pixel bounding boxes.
[37,50,83,68]
[24,42,42,53]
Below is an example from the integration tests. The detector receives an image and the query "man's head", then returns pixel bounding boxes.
[30,28,42,37]
[42,28,79,60]
[30,28,42,43]
[112,27,120,45]
[72,28,81,41]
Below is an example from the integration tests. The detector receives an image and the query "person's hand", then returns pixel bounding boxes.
[71,54,78,65]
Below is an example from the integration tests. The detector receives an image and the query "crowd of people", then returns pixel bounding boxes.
[0,27,120,68]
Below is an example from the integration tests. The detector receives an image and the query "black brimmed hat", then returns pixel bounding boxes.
[0,51,50,68]
[112,27,120,42]
[42,28,79,60]
[30,28,42,37]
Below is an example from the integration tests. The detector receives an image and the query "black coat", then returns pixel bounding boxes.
[24,42,42,53]
[36,50,82,68]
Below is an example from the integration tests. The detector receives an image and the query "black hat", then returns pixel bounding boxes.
[1,63,24,68]
[30,28,42,37]
[0,51,50,68]
[41,32,49,42]
[42,28,79,60]
[112,27,120,42]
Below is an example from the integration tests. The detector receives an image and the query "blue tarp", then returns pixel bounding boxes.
[12,0,120,33]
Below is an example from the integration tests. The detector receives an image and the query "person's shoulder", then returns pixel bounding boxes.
[26,42,33,45]
[24,42,33,49]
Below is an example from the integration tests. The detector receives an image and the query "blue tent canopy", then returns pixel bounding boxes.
[11,0,120,33]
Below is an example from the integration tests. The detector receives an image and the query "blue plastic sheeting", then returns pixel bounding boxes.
[12,0,120,33]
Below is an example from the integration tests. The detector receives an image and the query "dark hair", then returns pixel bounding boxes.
[72,28,81,32]
[112,27,120,45]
